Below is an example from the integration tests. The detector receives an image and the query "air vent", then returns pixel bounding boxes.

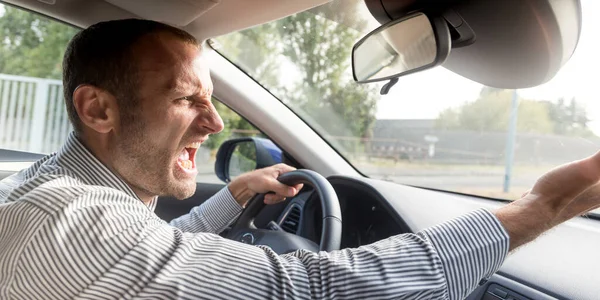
[280,205,301,234]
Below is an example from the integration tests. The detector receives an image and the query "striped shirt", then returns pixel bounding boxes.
[0,132,509,299]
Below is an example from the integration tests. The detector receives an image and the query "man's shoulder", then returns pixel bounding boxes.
[34,179,140,210]
[3,170,143,216]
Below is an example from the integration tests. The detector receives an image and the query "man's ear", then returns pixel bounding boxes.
[72,85,119,134]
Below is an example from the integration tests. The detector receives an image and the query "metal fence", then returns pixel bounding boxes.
[0,73,71,154]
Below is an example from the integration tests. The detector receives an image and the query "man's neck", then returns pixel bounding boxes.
[77,132,155,205]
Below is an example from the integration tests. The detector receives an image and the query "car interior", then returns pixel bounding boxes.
[1,0,599,299]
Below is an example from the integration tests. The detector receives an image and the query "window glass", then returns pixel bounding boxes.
[214,0,600,211]
[0,3,77,153]
[0,4,264,186]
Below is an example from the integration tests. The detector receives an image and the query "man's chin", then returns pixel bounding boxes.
[167,180,197,200]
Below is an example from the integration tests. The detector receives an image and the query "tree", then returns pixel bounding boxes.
[544,97,594,137]
[0,5,78,79]
[1,2,382,153]
[436,87,553,134]
[215,1,379,151]
[277,3,378,140]
[435,87,595,137]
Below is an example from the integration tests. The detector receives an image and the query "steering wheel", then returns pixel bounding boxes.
[226,169,342,254]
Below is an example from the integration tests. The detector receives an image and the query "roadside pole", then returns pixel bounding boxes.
[503,89,518,193]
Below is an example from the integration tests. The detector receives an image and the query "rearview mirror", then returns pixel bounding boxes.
[215,137,283,183]
[352,13,450,85]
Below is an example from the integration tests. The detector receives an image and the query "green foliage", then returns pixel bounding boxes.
[0,4,260,151]
[0,5,78,79]
[436,87,594,137]
[279,10,377,139]
[1,3,378,153]
[216,1,379,144]
[544,97,594,137]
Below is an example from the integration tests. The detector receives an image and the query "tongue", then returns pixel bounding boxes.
[178,148,190,161]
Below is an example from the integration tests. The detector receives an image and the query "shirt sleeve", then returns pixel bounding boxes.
[169,186,243,234]
[12,190,509,300]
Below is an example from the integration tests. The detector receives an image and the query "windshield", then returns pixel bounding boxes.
[215,0,600,202]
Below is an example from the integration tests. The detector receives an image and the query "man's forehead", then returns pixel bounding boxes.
[167,73,213,96]
[134,33,199,70]
[134,33,212,95]
[167,55,212,95]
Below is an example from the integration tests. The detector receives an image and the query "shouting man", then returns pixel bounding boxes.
[1,19,600,299]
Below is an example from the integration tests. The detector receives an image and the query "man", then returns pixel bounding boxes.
[0,19,599,300]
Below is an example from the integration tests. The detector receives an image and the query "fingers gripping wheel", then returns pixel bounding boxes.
[228,169,342,253]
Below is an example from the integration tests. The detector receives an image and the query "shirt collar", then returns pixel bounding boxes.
[55,132,157,209]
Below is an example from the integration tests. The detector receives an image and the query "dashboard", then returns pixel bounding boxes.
[5,158,599,299]
[262,177,408,248]
[155,175,600,299]
[251,175,600,300]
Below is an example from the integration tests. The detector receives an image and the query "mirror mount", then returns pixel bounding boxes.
[380,77,398,95]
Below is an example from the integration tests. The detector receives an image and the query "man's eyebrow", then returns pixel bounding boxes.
[161,77,210,96]
[199,86,213,97]
[175,88,214,101]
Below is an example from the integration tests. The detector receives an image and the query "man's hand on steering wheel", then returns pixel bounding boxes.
[227,163,304,207]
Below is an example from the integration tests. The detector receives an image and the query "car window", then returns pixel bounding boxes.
[214,0,600,211]
[0,3,77,154]
[0,3,262,185]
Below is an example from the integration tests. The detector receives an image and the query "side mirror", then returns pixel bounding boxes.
[352,12,451,92]
[215,137,283,183]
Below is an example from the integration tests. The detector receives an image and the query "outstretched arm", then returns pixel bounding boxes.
[495,151,600,251]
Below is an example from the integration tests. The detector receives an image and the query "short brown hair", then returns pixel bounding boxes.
[62,19,199,133]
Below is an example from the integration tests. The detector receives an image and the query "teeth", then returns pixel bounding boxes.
[179,160,193,170]
[186,142,202,149]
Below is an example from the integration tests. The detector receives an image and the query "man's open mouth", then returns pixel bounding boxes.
[177,141,201,171]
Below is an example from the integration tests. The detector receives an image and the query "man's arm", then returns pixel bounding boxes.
[168,187,243,234]
[13,191,507,300]
[169,164,302,234]
[16,154,600,299]
[495,151,600,251]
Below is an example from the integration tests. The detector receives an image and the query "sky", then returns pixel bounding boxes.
[375,0,600,134]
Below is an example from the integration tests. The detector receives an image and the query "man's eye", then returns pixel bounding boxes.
[177,96,193,104]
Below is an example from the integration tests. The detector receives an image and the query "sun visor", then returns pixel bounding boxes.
[364,0,582,89]
[104,0,220,27]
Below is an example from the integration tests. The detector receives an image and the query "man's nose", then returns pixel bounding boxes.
[197,104,224,134]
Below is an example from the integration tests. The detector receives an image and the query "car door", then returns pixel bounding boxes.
[0,4,77,179]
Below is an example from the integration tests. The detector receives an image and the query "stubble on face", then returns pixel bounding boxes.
[112,115,196,200]
[109,33,206,201]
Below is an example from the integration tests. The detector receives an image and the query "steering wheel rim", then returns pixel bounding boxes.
[227,169,342,253]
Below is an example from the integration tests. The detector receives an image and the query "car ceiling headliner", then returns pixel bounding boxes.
[1,0,333,41]
[2,0,582,89]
